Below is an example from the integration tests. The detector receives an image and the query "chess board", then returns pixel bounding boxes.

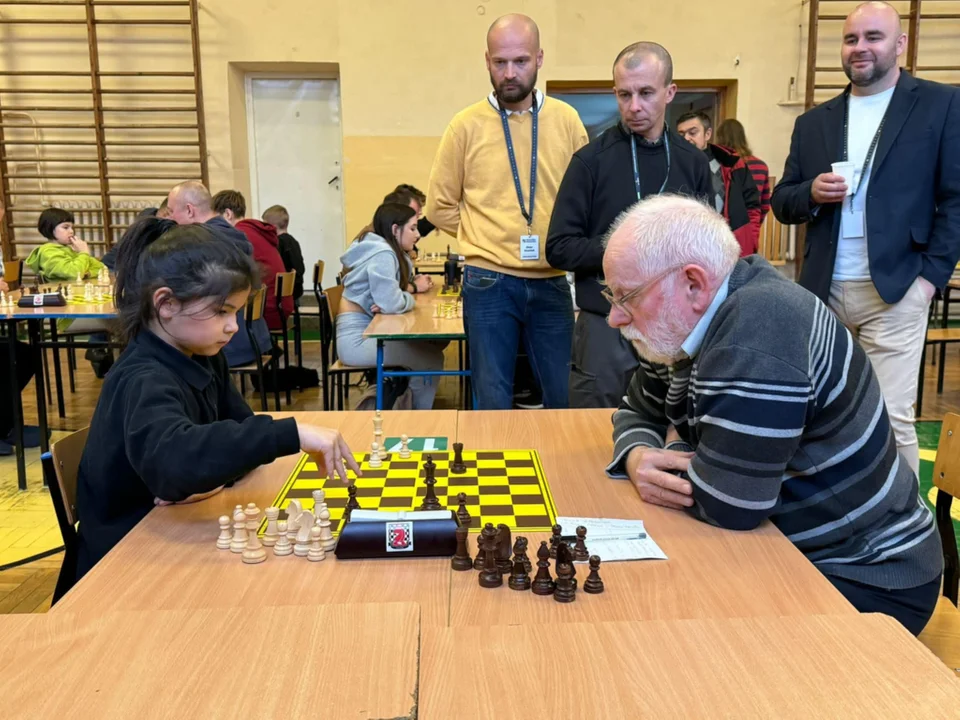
[437,285,461,297]
[67,292,112,305]
[261,449,558,536]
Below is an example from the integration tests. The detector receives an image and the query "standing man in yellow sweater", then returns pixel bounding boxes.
[427,14,588,409]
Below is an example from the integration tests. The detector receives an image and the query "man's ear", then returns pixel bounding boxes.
[682,265,713,312]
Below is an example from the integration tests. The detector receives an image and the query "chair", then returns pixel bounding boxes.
[270,270,297,405]
[229,286,281,411]
[3,259,23,289]
[306,262,336,409]
[323,284,388,410]
[40,426,89,605]
[917,323,960,417]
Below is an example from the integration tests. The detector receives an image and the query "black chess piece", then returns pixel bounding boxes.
[451,525,473,571]
[553,562,576,603]
[508,538,531,591]
[583,555,604,594]
[478,523,503,588]
[531,541,555,596]
[515,536,532,574]
[557,542,577,590]
[495,524,512,575]
[423,454,437,480]
[455,492,471,528]
[419,455,443,511]
[549,524,562,559]
[473,531,485,570]
[573,526,589,562]
[343,484,361,522]
[451,442,467,474]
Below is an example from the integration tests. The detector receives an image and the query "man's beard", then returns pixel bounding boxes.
[619,300,692,366]
[843,50,896,88]
[490,70,537,105]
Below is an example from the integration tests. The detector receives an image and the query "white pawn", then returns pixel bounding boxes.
[399,434,411,459]
[294,510,315,556]
[262,506,280,547]
[318,507,336,553]
[307,525,326,562]
[76,271,82,284]
[273,520,293,556]
[242,525,267,565]
[216,515,232,550]
[369,442,383,468]
[229,509,247,553]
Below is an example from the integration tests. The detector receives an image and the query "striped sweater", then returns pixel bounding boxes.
[606,256,941,590]
[745,156,771,222]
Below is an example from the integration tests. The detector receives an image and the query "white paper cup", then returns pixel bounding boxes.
[831,161,855,196]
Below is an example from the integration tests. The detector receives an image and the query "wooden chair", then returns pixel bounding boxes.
[270,270,297,405]
[918,412,960,675]
[323,284,390,410]
[228,286,281,412]
[917,325,960,417]
[40,426,88,605]
[308,262,336,410]
[3,259,23,289]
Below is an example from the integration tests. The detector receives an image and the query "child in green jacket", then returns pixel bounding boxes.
[27,208,104,281]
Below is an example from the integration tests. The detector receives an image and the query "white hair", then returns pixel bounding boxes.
[604,194,741,281]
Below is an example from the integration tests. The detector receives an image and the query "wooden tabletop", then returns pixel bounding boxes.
[420,613,960,718]
[451,410,855,625]
[0,602,420,719]
[364,286,464,340]
[53,411,459,629]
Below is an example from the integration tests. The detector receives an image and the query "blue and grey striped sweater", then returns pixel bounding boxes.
[607,256,942,590]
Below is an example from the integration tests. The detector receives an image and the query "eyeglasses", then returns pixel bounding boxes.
[601,265,682,320]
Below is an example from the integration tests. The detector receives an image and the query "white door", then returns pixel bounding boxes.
[246,77,344,290]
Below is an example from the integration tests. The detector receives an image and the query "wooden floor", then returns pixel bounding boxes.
[3,339,960,615]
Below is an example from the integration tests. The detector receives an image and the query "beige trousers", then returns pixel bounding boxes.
[829,278,930,476]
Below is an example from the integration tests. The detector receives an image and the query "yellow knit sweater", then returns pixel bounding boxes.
[426,95,588,278]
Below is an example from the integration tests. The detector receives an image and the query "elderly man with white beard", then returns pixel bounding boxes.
[601,194,942,636]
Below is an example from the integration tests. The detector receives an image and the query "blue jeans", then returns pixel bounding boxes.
[462,266,574,410]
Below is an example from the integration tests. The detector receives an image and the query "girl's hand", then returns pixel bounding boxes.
[71,238,90,255]
[414,274,433,293]
[370,304,382,314]
[297,424,362,483]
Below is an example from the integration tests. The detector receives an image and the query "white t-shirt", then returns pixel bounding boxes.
[832,86,895,282]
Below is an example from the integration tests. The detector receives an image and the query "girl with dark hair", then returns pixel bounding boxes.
[28,207,104,280]
[74,218,360,581]
[338,202,446,409]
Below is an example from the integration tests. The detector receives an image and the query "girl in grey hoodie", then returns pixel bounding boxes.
[337,203,445,409]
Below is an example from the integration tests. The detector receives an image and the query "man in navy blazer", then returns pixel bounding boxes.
[772,1,960,475]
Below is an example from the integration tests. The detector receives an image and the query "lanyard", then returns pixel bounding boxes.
[630,130,671,201]
[842,92,887,203]
[499,102,538,230]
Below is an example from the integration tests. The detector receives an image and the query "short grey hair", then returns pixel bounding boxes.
[604,194,740,281]
[613,42,673,85]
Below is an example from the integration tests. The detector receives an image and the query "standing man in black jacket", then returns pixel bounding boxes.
[772,1,960,475]
[546,42,711,408]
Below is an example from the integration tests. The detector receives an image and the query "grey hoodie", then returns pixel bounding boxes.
[340,232,415,316]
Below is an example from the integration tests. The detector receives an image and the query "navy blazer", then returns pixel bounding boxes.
[772,71,960,304]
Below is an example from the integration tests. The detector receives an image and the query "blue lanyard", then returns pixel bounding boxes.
[499,101,538,229]
[630,130,671,201]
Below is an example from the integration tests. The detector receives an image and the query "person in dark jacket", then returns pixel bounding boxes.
[262,205,305,301]
[676,111,762,256]
[546,41,711,408]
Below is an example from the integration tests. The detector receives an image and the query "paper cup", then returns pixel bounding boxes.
[831,161,855,196]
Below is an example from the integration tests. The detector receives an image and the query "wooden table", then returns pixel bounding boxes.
[363,286,469,410]
[420,613,960,718]
[0,602,420,719]
[53,411,459,630]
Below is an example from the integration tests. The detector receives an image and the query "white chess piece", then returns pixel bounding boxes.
[369,442,383,468]
[307,525,326,562]
[294,510,315,556]
[399,434,411,459]
[244,503,261,533]
[229,509,247,553]
[216,515,232,550]
[273,520,293,556]
[76,271,83,284]
[242,525,267,564]
[95,288,103,303]
[317,507,336,553]
[262,506,280,547]
[373,411,386,459]
[311,490,326,513]
[285,500,303,543]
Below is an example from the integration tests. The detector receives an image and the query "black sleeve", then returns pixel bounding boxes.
[738,166,761,210]
[692,151,713,199]
[545,155,604,273]
[418,217,436,238]
[101,245,118,271]
[120,371,301,502]
[922,89,960,290]
[772,118,817,224]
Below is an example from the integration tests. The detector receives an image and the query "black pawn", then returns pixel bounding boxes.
[451,442,467,474]
[344,483,361,522]
[583,555,604,594]
[549,523,562,559]
[419,455,442,511]
[508,538,531,591]
[478,523,503,588]
[515,536,532,574]
[531,541,555,596]
[473,531,485,571]
[455,492,471,527]
[573,526,589,562]
[554,562,577,603]
[495,524,513,575]
[451,525,472,571]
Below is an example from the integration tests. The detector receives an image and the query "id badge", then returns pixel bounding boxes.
[520,234,540,261]
[841,211,865,239]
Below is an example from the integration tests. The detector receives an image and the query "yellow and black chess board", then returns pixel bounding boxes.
[437,285,461,297]
[264,449,558,535]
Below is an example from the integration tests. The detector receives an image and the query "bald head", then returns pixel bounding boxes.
[485,13,543,110]
[841,0,905,92]
[167,180,215,225]
[487,13,540,51]
[613,42,673,85]
[848,1,902,32]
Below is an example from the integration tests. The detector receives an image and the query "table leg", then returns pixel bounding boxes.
[7,320,26,490]
[49,319,65,419]
[29,320,50,461]
[376,339,384,412]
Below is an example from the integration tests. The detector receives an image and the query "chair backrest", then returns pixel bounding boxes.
[246,286,267,324]
[50,426,89,529]
[324,284,344,321]
[3,259,23,287]
[933,413,960,604]
[274,270,296,301]
[312,261,325,293]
